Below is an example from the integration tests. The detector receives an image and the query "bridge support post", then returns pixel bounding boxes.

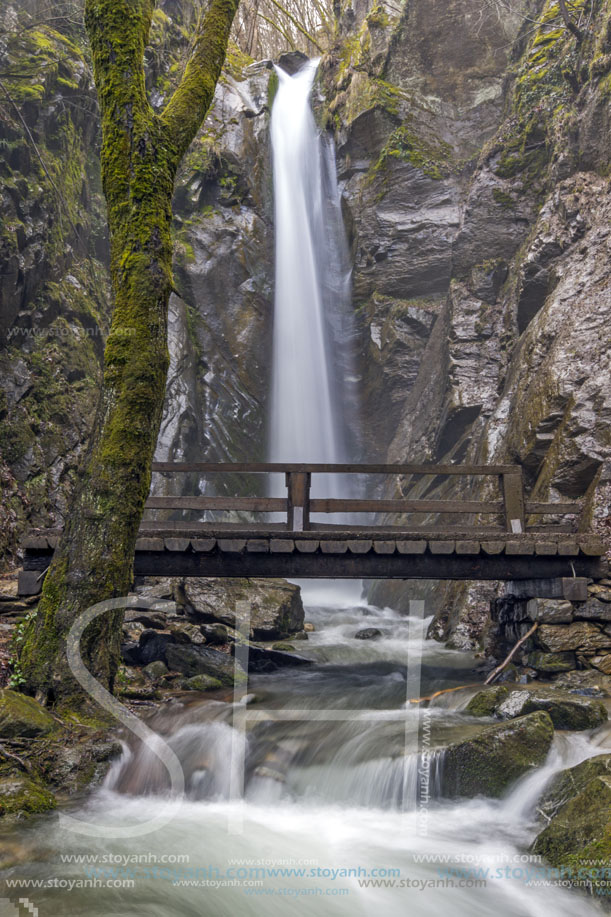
[286,472,311,532]
[502,469,526,534]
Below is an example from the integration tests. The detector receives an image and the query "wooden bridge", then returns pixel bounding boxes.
[19,463,608,596]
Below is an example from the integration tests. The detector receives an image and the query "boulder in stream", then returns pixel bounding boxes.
[166,644,247,686]
[440,711,554,798]
[354,628,383,640]
[532,754,611,890]
[466,686,607,730]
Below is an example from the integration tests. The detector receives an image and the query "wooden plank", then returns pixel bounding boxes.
[502,471,525,534]
[535,542,557,555]
[429,541,455,554]
[135,537,165,551]
[309,498,503,515]
[295,540,319,553]
[218,539,246,552]
[505,541,535,555]
[165,538,191,552]
[321,541,349,554]
[482,541,505,555]
[131,550,608,582]
[348,540,373,554]
[397,541,427,554]
[557,541,580,556]
[145,496,287,512]
[246,540,270,553]
[191,538,216,552]
[152,462,521,475]
[455,541,480,554]
[525,502,581,514]
[270,539,295,553]
[373,541,396,554]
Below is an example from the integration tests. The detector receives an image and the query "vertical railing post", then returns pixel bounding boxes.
[286,471,311,532]
[502,468,525,534]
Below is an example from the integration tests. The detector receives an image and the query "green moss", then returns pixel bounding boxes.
[267,69,279,110]
[370,123,453,182]
[466,685,510,717]
[0,771,57,819]
[492,188,516,209]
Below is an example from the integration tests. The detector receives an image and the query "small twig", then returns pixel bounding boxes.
[484,622,539,686]
[0,742,32,772]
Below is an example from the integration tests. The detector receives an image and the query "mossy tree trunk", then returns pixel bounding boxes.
[19,0,239,708]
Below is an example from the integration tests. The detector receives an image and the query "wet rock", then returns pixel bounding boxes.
[551,669,611,696]
[527,651,576,674]
[239,643,313,674]
[575,598,611,622]
[536,623,611,655]
[440,711,554,798]
[466,686,607,730]
[0,690,55,738]
[138,630,176,665]
[120,642,142,666]
[166,644,246,686]
[303,622,315,632]
[272,643,296,652]
[354,628,383,640]
[526,599,573,625]
[124,610,167,629]
[0,772,56,820]
[589,654,611,676]
[182,675,223,692]
[200,623,229,645]
[142,661,169,682]
[532,756,611,890]
[182,579,304,640]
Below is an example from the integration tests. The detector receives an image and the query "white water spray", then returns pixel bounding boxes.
[269,59,352,467]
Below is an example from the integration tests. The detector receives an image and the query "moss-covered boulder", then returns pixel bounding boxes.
[183,674,223,691]
[0,690,55,738]
[0,772,56,820]
[466,686,607,730]
[532,756,611,891]
[528,651,576,674]
[441,711,554,798]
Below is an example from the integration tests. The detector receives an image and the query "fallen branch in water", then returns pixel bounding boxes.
[408,683,483,705]
[484,622,539,686]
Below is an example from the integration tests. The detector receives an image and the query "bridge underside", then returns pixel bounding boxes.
[19,528,608,594]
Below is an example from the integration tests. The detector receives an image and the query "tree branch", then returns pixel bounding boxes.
[558,0,583,41]
[160,0,240,164]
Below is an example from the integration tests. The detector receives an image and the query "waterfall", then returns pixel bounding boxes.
[269,59,354,470]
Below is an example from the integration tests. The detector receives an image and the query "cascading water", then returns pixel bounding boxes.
[269,59,355,475]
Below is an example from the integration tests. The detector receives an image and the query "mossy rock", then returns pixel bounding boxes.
[271,643,296,652]
[441,711,554,798]
[183,674,223,692]
[0,773,56,819]
[532,769,611,890]
[538,754,611,821]
[465,685,509,717]
[0,690,55,738]
[466,686,607,730]
[528,651,576,673]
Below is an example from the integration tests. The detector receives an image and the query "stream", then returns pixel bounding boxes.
[2,583,609,916]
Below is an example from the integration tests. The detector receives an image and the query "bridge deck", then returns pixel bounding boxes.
[20,528,607,586]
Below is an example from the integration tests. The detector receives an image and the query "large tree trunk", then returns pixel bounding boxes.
[19,0,239,709]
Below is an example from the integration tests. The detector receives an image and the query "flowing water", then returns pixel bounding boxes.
[2,590,608,916]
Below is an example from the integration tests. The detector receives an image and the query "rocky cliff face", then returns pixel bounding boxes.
[1,0,609,662]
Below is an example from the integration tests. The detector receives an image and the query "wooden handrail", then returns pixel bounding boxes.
[145,463,582,534]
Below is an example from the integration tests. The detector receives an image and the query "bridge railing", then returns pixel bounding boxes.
[147,463,583,534]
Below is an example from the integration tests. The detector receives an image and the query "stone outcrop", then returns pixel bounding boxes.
[440,710,554,798]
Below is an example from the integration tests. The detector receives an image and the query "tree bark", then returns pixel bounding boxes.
[19,0,239,709]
